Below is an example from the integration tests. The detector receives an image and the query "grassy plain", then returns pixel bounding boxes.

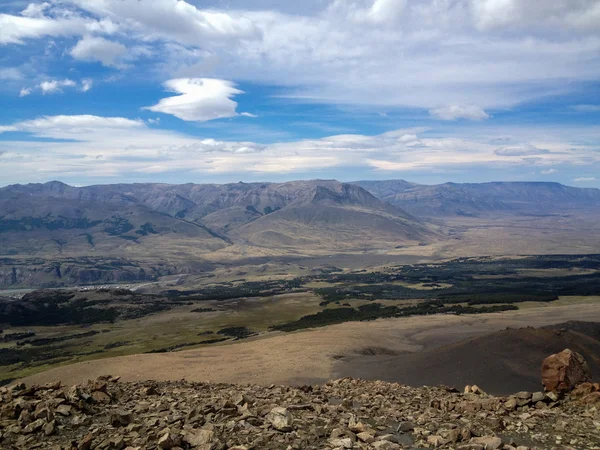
[19,299,600,388]
[3,254,600,384]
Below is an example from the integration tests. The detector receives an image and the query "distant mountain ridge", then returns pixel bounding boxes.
[2,178,599,263]
[0,180,433,259]
[354,180,600,217]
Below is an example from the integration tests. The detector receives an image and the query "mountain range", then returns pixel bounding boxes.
[0,179,599,263]
[0,180,433,259]
[355,180,600,217]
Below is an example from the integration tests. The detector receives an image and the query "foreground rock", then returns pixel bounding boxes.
[541,349,591,393]
[1,376,599,449]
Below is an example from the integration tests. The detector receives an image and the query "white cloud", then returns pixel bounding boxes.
[0,11,115,45]
[21,2,51,18]
[70,36,128,67]
[19,79,91,96]
[2,0,600,111]
[39,79,77,94]
[0,68,23,80]
[328,0,407,24]
[66,0,261,45]
[574,177,597,182]
[541,168,558,175]
[470,0,600,32]
[144,78,246,122]
[0,115,145,140]
[0,114,599,184]
[240,112,258,118]
[80,79,93,92]
[429,105,490,121]
[495,144,549,156]
[368,0,407,23]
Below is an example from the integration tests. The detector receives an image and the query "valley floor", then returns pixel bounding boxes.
[19,299,600,393]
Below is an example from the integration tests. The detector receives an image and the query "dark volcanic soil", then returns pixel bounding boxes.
[334,321,600,395]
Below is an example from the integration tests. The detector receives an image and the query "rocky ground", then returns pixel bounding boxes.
[1,375,599,450]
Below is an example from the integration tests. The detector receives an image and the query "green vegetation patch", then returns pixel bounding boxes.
[217,326,257,340]
[273,302,517,332]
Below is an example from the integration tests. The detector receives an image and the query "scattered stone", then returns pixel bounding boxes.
[531,392,545,403]
[55,404,72,416]
[329,437,353,448]
[470,436,503,450]
[77,433,94,450]
[109,410,133,427]
[44,419,56,436]
[371,441,401,450]
[266,406,293,432]
[503,398,518,411]
[22,418,45,434]
[158,430,180,449]
[0,374,599,450]
[91,390,111,404]
[397,421,414,432]
[428,435,447,447]
[182,428,214,446]
[357,432,375,443]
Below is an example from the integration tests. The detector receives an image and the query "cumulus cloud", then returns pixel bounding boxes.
[574,177,597,182]
[39,79,76,94]
[70,36,128,67]
[144,78,247,122]
[429,105,490,121]
[19,88,32,97]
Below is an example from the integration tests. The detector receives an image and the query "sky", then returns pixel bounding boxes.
[0,0,599,187]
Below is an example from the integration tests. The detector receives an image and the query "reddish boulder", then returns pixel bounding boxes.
[541,349,591,393]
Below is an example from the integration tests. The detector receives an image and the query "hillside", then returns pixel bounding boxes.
[336,321,600,395]
[354,180,600,217]
[229,182,431,250]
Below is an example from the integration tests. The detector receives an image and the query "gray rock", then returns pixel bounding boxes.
[266,407,293,432]
[470,436,503,450]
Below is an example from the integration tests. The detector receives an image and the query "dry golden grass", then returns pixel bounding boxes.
[19,299,600,387]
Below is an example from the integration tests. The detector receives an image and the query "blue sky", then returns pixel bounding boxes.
[0,0,599,187]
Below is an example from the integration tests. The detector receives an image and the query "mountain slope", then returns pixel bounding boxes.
[231,182,432,250]
[354,180,600,217]
[0,184,228,258]
[336,321,600,395]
